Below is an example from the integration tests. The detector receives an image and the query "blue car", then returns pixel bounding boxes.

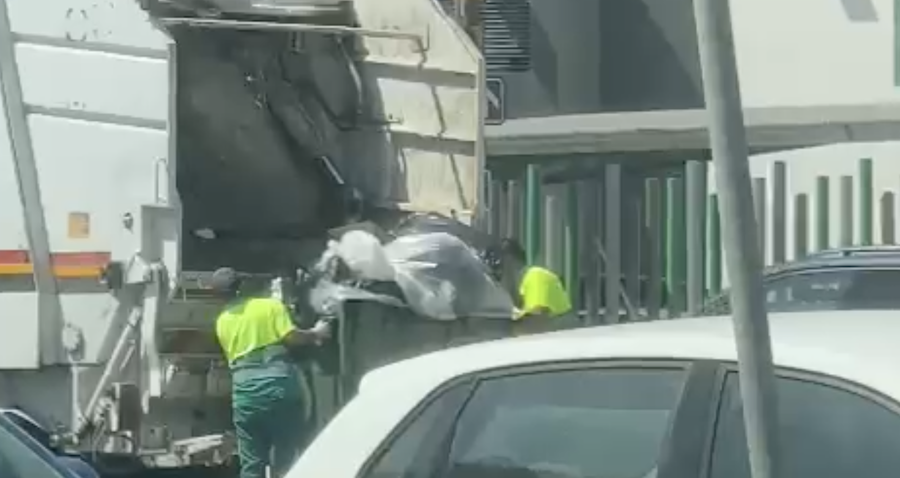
[0,410,99,478]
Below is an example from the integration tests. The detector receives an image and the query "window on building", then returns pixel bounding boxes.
[437,0,532,72]
[482,0,532,72]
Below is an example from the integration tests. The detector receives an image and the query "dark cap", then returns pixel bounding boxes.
[499,238,527,263]
[210,267,240,292]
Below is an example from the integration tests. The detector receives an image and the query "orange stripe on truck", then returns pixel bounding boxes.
[0,251,110,278]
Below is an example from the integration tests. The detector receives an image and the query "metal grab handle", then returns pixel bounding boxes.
[154,158,167,204]
[483,169,494,211]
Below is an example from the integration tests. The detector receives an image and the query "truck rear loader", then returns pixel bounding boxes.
[0,0,484,472]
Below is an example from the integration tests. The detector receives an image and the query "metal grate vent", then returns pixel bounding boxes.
[482,0,531,72]
[436,0,532,73]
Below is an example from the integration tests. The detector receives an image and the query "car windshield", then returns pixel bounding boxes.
[0,418,69,478]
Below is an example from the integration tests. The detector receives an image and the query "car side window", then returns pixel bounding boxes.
[363,382,472,478]
[709,372,900,478]
[444,367,688,478]
[765,270,855,310]
[765,269,900,312]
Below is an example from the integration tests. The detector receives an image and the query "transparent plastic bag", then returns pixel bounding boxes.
[383,232,514,320]
[329,230,394,281]
[308,279,405,316]
[391,213,503,277]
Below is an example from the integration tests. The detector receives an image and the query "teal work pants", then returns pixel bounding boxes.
[231,350,308,478]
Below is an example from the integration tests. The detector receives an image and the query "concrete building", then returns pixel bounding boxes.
[485,0,900,265]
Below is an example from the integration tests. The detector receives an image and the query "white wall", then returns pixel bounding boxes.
[708,0,900,269]
[734,0,897,107]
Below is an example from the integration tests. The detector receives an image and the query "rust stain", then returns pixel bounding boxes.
[67,212,91,239]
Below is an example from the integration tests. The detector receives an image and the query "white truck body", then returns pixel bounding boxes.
[0,0,483,466]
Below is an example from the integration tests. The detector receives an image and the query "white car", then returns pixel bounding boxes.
[288,310,900,478]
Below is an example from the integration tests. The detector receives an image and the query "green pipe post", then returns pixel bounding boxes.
[707,194,722,296]
[859,158,874,246]
[840,175,854,247]
[815,176,830,251]
[564,182,580,305]
[524,163,541,265]
[666,177,686,316]
[645,178,663,320]
[794,193,809,259]
[771,161,787,264]
[881,192,896,244]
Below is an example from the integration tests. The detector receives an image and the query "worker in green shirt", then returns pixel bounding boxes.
[499,239,573,332]
[210,267,331,478]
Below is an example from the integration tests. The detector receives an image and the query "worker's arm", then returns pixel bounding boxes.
[283,324,331,348]
[516,306,552,321]
[271,301,331,348]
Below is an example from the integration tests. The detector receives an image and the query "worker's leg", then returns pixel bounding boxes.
[233,397,273,478]
[269,398,308,478]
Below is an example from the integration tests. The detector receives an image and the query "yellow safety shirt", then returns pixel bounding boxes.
[215,297,295,365]
[515,266,573,320]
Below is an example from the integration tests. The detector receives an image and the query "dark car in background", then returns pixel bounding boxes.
[0,411,83,478]
[700,246,900,316]
[0,409,99,478]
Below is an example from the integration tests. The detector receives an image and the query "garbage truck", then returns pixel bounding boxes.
[0,0,485,472]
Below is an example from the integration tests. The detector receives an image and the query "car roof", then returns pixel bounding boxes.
[293,311,900,477]
[770,245,900,273]
[360,310,900,402]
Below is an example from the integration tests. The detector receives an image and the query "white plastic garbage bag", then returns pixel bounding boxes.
[307,230,514,320]
[330,230,394,281]
[384,232,514,320]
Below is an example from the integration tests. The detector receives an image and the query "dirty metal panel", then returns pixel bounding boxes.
[346,0,485,221]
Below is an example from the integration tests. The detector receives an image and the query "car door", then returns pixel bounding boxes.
[704,365,900,478]
[358,360,719,478]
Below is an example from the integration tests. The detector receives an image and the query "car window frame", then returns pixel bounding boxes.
[357,359,715,478]
[700,362,900,478]
[356,375,477,478]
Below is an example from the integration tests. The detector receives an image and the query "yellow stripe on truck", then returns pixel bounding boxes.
[0,264,103,278]
[0,251,110,280]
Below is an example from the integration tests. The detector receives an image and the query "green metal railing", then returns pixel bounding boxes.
[488,157,895,322]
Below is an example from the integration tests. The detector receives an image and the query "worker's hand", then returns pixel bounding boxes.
[310,319,333,342]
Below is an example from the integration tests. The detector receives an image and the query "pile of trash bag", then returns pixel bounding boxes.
[391,213,504,277]
[304,214,514,320]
